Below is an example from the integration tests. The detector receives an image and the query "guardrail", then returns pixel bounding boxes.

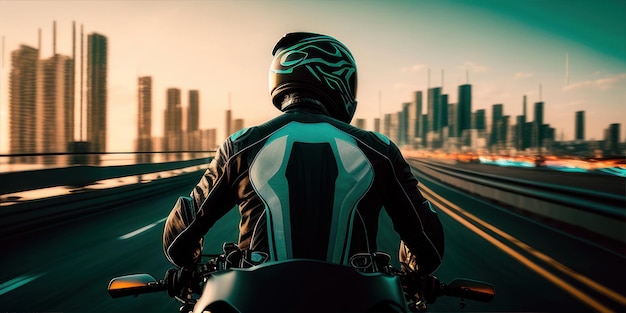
[409,158,625,245]
[0,156,213,238]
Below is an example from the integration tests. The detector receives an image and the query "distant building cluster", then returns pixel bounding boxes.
[8,21,106,165]
[8,22,623,167]
[135,78,225,163]
[7,21,247,166]
[356,84,623,157]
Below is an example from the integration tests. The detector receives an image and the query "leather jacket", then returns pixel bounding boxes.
[163,104,444,274]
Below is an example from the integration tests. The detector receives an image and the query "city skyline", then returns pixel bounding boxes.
[1,0,625,153]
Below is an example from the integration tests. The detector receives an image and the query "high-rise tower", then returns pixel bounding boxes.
[136,76,153,163]
[36,53,73,164]
[575,111,585,141]
[490,104,504,147]
[8,45,39,164]
[188,90,199,132]
[164,88,183,155]
[86,32,107,162]
[457,84,472,145]
[533,101,544,150]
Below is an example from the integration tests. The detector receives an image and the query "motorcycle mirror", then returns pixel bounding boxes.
[445,279,495,302]
[107,273,163,298]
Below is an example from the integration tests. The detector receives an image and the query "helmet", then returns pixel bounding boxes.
[269,32,358,123]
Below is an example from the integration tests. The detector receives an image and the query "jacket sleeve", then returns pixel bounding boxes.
[162,139,237,268]
[383,145,444,274]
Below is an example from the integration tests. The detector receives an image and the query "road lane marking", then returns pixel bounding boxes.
[420,184,620,313]
[0,273,44,296]
[118,217,167,240]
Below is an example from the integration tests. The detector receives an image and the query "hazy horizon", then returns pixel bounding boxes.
[1,0,625,153]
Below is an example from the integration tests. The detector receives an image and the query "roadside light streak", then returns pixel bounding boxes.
[118,217,167,240]
[420,185,619,313]
[0,273,44,296]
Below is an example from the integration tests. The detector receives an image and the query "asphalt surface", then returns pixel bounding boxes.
[0,167,624,312]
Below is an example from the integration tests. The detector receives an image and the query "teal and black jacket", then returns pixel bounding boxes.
[164,106,444,274]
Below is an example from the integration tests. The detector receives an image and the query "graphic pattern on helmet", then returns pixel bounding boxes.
[271,34,357,122]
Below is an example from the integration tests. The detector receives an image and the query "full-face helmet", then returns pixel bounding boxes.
[269,32,358,123]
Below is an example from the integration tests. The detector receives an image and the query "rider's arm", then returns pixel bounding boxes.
[383,145,444,275]
[163,139,238,268]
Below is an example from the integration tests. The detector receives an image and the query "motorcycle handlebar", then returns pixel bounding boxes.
[107,258,495,305]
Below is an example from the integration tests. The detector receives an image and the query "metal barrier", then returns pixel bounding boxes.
[0,156,213,238]
[409,158,625,245]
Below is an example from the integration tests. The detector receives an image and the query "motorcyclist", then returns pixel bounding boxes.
[163,32,444,276]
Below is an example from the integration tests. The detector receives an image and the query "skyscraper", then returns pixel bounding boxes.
[447,102,457,138]
[225,109,232,139]
[440,94,449,130]
[490,104,504,148]
[400,102,409,146]
[187,89,200,152]
[427,87,442,133]
[515,95,529,151]
[473,109,486,131]
[533,101,544,149]
[37,53,74,164]
[136,76,153,163]
[354,118,366,130]
[604,123,621,155]
[457,84,472,136]
[188,90,199,132]
[575,111,585,141]
[411,91,423,148]
[8,45,39,164]
[86,33,108,162]
[164,88,183,155]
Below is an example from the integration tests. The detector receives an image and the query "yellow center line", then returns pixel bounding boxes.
[420,184,619,313]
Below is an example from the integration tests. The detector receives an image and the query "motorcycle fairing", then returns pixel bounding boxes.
[193,259,407,313]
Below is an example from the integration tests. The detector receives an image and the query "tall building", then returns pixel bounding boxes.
[420,114,428,147]
[399,103,409,146]
[426,87,443,148]
[490,104,504,148]
[136,76,153,163]
[188,90,199,132]
[37,53,74,164]
[354,118,366,130]
[457,84,472,137]
[515,96,529,151]
[186,89,200,152]
[411,91,423,148]
[225,109,232,138]
[473,109,486,130]
[8,45,39,164]
[86,33,108,162]
[427,87,442,133]
[604,123,621,155]
[406,100,417,148]
[383,113,392,139]
[447,102,457,138]
[533,101,544,149]
[233,118,245,133]
[440,94,449,129]
[575,111,585,141]
[164,88,183,155]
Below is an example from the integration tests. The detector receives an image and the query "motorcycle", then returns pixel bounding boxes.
[108,243,495,312]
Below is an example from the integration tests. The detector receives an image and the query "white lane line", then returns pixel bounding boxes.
[0,273,44,296]
[118,217,167,240]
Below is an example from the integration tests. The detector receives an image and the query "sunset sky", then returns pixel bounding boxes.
[1,0,624,153]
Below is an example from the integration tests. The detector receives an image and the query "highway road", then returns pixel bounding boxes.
[0,166,624,312]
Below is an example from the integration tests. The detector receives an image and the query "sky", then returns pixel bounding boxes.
[0,0,625,153]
